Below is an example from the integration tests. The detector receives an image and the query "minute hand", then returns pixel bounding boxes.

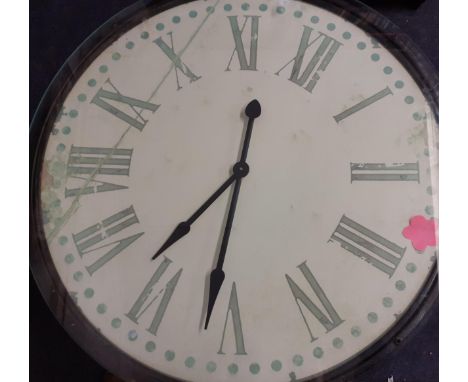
[204,99,261,329]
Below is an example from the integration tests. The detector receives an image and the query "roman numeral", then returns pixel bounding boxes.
[126,257,182,336]
[154,32,201,90]
[286,262,343,342]
[333,87,393,123]
[226,15,260,71]
[65,146,133,198]
[276,26,342,93]
[72,206,144,275]
[218,282,247,355]
[91,80,160,131]
[351,162,420,182]
[330,215,405,277]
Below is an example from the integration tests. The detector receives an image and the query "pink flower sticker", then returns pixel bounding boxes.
[402,215,438,252]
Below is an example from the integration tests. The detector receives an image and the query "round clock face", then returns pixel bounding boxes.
[33,0,438,381]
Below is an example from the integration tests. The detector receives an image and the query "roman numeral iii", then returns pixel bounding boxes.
[65,146,133,198]
[126,257,182,336]
[350,162,420,182]
[91,80,160,131]
[286,261,343,342]
[276,26,342,93]
[72,205,144,275]
[330,215,405,277]
[226,15,260,71]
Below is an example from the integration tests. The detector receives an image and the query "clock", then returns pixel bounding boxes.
[30,0,439,381]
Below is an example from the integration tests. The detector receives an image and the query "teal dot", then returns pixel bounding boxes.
[371,53,380,61]
[77,94,87,102]
[69,109,78,118]
[128,330,138,341]
[126,41,134,49]
[99,65,108,73]
[271,360,282,371]
[276,6,285,14]
[310,16,319,24]
[241,3,249,11]
[405,96,414,104]
[112,52,121,61]
[51,128,59,135]
[87,78,97,87]
[224,4,232,11]
[172,16,181,24]
[426,185,433,195]
[156,23,165,31]
[65,254,74,264]
[293,354,303,366]
[406,263,417,273]
[384,66,393,75]
[259,4,268,11]
[73,271,83,281]
[146,341,156,352]
[165,350,175,361]
[185,356,195,368]
[425,205,434,215]
[249,363,260,374]
[395,280,406,291]
[189,10,198,17]
[206,361,217,373]
[62,126,71,135]
[228,363,239,375]
[84,288,94,298]
[368,312,378,323]
[413,112,423,121]
[56,143,66,152]
[351,326,361,337]
[343,32,351,40]
[395,80,405,89]
[294,11,303,18]
[424,147,430,156]
[357,42,366,50]
[383,297,393,308]
[333,337,344,349]
[59,236,68,245]
[313,347,324,359]
[111,318,121,328]
[327,23,336,31]
[206,6,214,13]
[97,303,107,314]
[140,31,149,39]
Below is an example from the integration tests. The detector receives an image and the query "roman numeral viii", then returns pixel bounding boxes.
[330,215,405,277]
[286,261,343,342]
[126,257,182,336]
[226,16,260,71]
[276,26,342,93]
[65,146,133,198]
[72,205,144,275]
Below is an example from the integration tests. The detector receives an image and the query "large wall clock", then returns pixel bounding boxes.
[30,0,438,381]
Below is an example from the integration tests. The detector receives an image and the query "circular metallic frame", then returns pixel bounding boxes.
[30,1,438,381]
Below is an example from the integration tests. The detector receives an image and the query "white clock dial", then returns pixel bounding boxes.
[36,1,438,381]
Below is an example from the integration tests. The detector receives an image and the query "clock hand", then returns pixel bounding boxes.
[152,174,237,260]
[204,99,261,330]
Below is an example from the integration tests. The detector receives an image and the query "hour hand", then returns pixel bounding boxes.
[152,174,236,260]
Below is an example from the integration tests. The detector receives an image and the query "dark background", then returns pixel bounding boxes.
[30,0,438,381]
